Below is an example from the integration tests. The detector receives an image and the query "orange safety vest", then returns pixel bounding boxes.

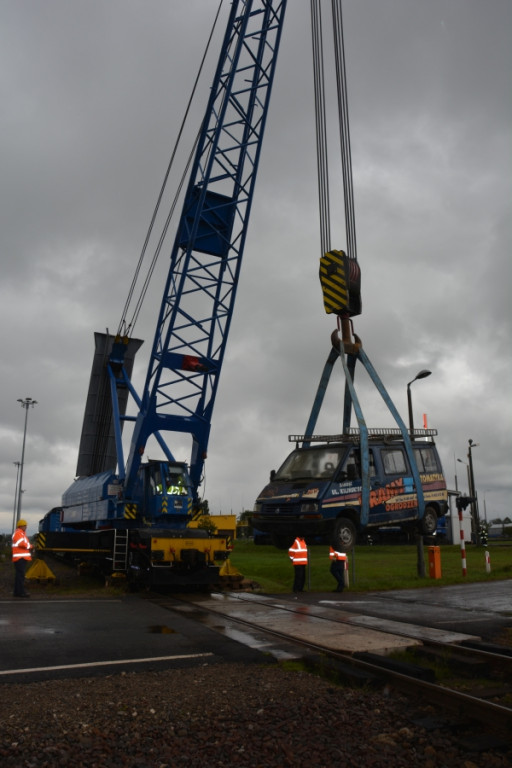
[289,537,308,565]
[329,546,347,564]
[12,527,32,562]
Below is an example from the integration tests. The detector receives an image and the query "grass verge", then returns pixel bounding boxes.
[229,541,512,594]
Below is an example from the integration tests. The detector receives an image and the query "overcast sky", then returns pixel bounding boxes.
[1,0,510,535]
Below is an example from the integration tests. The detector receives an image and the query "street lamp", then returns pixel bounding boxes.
[467,439,480,543]
[405,369,432,579]
[16,397,38,520]
[483,490,489,523]
[12,461,21,535]
[457,458,470,494]
[407,369,432,433]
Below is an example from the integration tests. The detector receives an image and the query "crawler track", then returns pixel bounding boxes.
[145,590,512,738]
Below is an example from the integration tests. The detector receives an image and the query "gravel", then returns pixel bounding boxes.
[1,662,511,768]
[1,558,511,767]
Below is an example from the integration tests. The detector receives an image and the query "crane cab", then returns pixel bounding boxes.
[140,460,191,525]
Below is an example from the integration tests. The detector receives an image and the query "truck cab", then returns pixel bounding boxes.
[252,429,448,550]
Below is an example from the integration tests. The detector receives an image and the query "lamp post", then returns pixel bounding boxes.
[16,397,38,520]
[407,369,432,433]
[483,491,489,523]
[457,458,470,494]
[467,439,480,544]
[12,461,21,535]
[405,370,432,579]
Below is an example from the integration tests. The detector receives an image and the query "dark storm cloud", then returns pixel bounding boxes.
[0,0,510,532]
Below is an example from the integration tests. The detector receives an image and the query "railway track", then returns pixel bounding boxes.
[145,590,512,739]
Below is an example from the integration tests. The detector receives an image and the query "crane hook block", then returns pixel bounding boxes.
[319,249,361,318]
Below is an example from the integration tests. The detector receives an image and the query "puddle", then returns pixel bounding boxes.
[148,625,176,634]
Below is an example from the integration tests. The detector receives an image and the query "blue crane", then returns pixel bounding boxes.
[38,0,288,587]
[117,0,287,503]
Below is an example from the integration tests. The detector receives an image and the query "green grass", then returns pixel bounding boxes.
[2,541,510,597]
[229,541,512,594]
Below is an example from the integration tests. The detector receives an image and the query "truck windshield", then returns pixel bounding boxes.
[274,446,346,481]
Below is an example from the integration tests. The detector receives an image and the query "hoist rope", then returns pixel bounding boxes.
[310,0,330,256]
[310,0,357,263]
[116,0,225,339]
[331,0,357,263]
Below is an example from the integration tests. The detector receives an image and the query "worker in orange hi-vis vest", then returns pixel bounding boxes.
[12,519,32,598]
[288,536,308,593]
[329,546,347,593]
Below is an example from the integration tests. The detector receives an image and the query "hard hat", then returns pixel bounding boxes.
[17,519,28,527]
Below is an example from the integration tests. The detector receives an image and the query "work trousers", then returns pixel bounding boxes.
[292,564,306,593]
[330,560,345,592]
[13,559,28,596]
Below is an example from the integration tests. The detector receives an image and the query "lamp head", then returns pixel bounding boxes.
[408,369,432,387]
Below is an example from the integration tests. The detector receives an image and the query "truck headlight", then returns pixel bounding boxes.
[300,503,318,514]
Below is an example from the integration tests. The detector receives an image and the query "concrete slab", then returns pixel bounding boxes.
[186,593,422,654]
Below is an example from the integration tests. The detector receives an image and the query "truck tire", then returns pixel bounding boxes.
[419,505,438,536]
[333,517,356,550]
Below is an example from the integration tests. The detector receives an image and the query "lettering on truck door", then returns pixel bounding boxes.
[371,447,417,523]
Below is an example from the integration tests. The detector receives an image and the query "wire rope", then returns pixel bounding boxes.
[331,0,357,263]
[310,0,331,256]
[310,0,357,264]
[116,0,225,339]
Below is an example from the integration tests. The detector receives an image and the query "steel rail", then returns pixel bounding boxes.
[152,592,512,738]
[224,591,512,666]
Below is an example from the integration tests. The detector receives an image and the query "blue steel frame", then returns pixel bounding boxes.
[115,0,287,500]
[304,342,425,528]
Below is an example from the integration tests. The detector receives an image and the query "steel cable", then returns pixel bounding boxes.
[331,0,357,263]
[310,0,331,256]
[310,0,357,264]
[116,0,225,338]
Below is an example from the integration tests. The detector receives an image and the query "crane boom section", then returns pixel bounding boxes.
[125,0,287,498]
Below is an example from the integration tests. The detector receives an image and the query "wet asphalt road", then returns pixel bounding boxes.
[313,579,512,641]
[0,595,266,683]
[0,580,510,683]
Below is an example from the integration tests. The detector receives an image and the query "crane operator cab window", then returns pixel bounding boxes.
[166,468,188,496]
[147,464,188,496]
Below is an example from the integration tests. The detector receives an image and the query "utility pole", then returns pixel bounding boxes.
[16,397,38,520]
[12,461,21,535]
[406,369,431,433]
[467,438,480,545]
[406,369,431,578]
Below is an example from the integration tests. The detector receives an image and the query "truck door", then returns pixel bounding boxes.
[334,446,376,506]
[370,447,416,525]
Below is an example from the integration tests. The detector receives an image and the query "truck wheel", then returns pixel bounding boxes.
[333,518,356,550]
[419,506,437,536]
